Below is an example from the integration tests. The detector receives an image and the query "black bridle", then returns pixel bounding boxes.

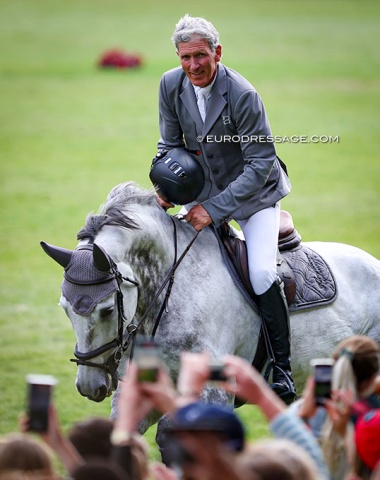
[70,216,200,389]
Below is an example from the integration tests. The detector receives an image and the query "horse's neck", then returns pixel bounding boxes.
[131,208,203,261]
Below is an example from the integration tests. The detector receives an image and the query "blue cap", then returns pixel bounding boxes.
[172,402,245,451]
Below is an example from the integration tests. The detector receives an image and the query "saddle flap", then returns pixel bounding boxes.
[216,220,296,306]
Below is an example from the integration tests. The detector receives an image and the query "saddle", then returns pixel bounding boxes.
[216,210,301,306]
[215,211,338,382]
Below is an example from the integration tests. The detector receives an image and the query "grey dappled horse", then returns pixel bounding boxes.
[41,182,380,435]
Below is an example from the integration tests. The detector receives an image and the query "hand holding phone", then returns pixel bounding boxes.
[26,374,57,432]
[134,336,162,382]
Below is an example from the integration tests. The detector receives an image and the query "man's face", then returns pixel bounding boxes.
[177,37,222,88]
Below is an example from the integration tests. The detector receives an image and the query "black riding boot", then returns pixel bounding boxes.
[258,277,297,404]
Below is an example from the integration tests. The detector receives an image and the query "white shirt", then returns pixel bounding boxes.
[193,73,217,121]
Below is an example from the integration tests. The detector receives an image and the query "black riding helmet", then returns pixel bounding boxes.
[149,148,205,205]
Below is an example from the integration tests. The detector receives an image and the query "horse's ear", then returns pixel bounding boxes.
[40,241,73,268]
[93,243,111,272]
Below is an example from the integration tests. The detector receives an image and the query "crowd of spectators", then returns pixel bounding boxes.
[0,334,379,480]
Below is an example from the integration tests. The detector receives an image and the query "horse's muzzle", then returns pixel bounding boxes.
[75,368,113,402]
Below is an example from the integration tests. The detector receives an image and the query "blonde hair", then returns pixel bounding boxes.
[321,335,380,473]
[237,439,320,480]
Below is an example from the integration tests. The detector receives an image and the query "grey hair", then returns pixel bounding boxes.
[172,14,220,52]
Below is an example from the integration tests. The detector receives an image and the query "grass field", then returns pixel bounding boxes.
[1,0,379,462]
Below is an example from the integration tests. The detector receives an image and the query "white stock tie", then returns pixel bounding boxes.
[196,90,207,122]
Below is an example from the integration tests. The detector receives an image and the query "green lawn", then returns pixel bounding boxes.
[1,0,379,461]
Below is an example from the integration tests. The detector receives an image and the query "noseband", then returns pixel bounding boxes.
[70,216,200,390]
[69,250,140,390]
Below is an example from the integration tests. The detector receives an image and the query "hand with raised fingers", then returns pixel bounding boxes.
[325,388,354,437]
[139,366,178,415]
[115,361,155,433]
[222,354,286,420]
[176,351,211,405]
[298,376,318,421]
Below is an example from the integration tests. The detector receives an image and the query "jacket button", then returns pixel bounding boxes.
[213,169,219,175]
[207,154,214,159]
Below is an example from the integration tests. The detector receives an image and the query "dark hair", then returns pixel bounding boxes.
[68,417,113,461]
[0,433,56,478]
[72,461,128,480]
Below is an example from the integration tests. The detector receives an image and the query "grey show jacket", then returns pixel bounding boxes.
[157,63,291,227]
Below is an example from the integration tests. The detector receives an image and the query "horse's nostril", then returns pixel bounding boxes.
[76,381,109,402]
[93,385,108,402]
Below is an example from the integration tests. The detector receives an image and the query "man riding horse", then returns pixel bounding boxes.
[149,14,296,403]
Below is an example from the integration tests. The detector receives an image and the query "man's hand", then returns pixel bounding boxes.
[156,194,174,210]
[186,204,212,231]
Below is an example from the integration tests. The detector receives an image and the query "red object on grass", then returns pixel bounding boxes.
[98,49,142,69]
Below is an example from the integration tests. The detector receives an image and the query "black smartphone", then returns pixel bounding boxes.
[310,359,334,406]
[134,336,162,382]
[26,374,57,432]
[208,362,227,383]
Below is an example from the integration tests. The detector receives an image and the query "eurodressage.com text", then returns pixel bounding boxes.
[197,134,340,144]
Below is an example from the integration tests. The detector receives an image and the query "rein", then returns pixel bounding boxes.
[70,216,200,388]
[125,217,200,343]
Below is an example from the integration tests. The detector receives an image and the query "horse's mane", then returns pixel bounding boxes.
[77,182,157,242]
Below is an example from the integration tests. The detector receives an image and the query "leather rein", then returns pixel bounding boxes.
[70,216,200,389]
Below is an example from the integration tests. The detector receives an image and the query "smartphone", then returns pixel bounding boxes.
[310,358,334,406]
[208,362,227,383]
[134,336,162,382]
[26,374,57,432]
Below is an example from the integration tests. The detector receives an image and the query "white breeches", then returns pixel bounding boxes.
[237,203,280,296]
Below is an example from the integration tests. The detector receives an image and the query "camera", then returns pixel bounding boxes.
[26,374,57,432]
[310,358,334,406]
[134,336,162,382]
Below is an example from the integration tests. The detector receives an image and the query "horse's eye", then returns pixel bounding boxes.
[100,306,114,318]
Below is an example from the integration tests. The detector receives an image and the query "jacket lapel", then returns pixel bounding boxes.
[180,64,228,138]
[202,64,227,137]
[202,64,227,138]
[180,79,204,134]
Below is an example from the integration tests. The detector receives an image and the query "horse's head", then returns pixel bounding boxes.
[40,240,139,402]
